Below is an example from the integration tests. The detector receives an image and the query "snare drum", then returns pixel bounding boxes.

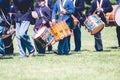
[106,5,120,26]
[50,21,72,41]
[84,14,105,35]
[33,26,54,48]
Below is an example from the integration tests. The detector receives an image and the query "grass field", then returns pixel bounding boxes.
[0,26,120,80]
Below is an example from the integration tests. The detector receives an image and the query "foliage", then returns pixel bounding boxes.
[84,0,116,5]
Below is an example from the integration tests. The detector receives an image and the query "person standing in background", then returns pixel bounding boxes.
[69,0,84,52]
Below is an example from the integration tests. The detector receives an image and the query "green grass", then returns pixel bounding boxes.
[0,26,120,80]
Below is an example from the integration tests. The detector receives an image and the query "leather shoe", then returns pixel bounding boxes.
[54,51,58,54]
[29,50,35,57]
[29,53,34,57]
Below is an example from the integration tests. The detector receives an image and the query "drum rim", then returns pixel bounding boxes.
[34,26,47,39]
[84,14,99,23]
[114,5,120,26]
[51,20,65,28]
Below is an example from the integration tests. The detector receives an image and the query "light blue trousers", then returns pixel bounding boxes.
[16,21,35,57]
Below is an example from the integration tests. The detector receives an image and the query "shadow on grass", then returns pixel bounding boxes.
[0,53,19,60]
[93,49,111,53]
[12,53,19,56]
[0,53,19,59]
[81,49,91,52]
[70,49,91,52]
[46,51,54,54]
[107,46,119,49]
[102,50,111,52]
[0,56,13,60]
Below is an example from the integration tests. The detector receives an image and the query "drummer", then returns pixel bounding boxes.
[0,0,10,57]
[13,0,35,58]
[52,0,74,55]
[116,0,120,48]
[32,0,51,55]
[35,0,54,52]
[3,0,17,55]
[89,0,112,51]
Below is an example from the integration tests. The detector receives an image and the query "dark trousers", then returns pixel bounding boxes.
[48,45,52,51]
[58,37,69,55]
[3,35,14,54]
[34,40,45,54]
[68,25,81,51]
[116,27,120,47]
[73,24,81,51]
[94,32,103,51]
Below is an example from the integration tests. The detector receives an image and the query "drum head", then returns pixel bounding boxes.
[115,6,120,26]
[34,27,47,39]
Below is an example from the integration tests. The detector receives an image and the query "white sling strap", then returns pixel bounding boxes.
[73,0,76,7]
[45,0,48,7]
[39,8,44,17]
[60,0,67,11]
[97,0,103,9]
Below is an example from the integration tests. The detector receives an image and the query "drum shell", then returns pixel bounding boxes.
[33,26,54,47]
[105,5,120,26]
[50,22,64,41]
[84,14,104,35]
[50,21,72,41]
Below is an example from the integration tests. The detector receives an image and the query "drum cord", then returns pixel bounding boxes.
[35,39,46,48]
[34,37,56,49]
